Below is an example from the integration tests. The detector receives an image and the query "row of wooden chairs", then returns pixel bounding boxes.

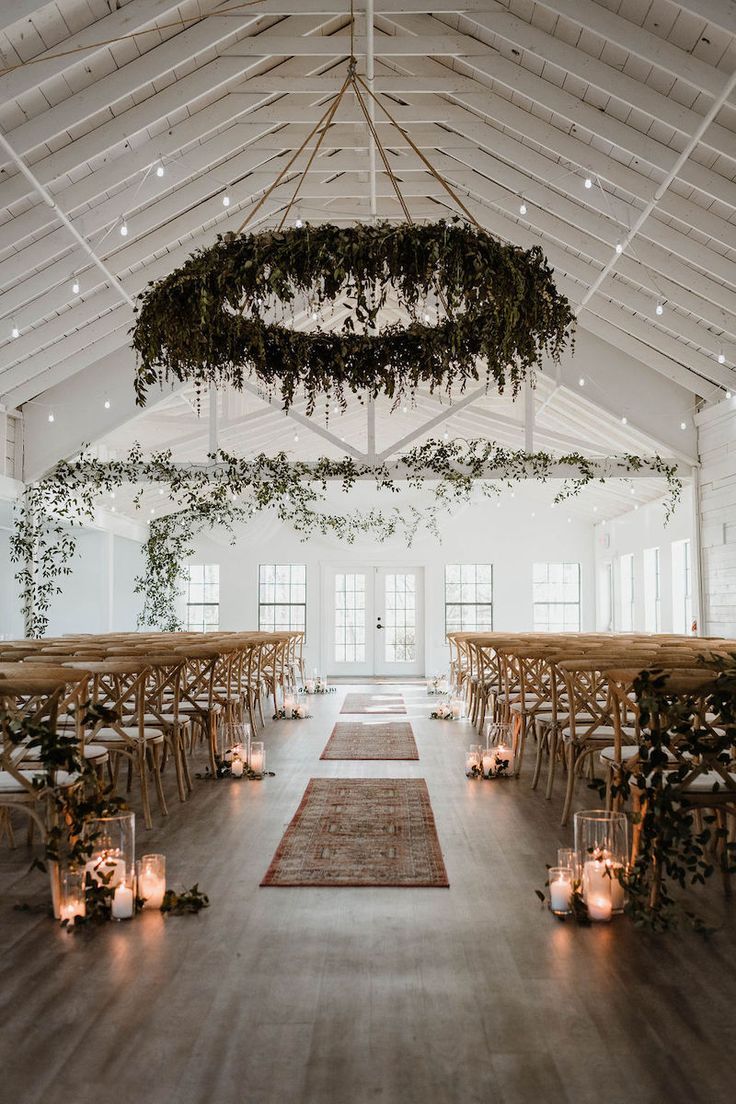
[0,630,305,837]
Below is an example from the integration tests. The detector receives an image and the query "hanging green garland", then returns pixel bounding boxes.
[10,440,680,638]
[131,220,575,412]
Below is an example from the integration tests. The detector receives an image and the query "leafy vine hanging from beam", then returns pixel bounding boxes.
[10,440,681,638]
[131,220,575,413]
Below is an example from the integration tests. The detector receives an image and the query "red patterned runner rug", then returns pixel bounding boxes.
[340,692,406,715]
[260,778,449,888]
[320,721,419,761]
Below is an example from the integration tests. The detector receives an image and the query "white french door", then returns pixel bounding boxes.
[323,565,425,677]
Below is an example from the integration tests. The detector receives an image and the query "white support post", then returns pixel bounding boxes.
[208,385,219,455]
[690,463,705,635]
[367,395,376,462]
[365,0,377,222]
[524,381,534,452]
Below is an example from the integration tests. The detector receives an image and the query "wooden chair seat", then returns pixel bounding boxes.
[0,769,80,793]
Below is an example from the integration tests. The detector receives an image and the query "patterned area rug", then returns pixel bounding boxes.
[320,721,419,761]
[340,692,406,715]
[260,778,449,888]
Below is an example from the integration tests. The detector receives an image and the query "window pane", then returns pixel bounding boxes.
[259,564,307,638]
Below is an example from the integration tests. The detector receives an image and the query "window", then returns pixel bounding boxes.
[334,572,366,663]
[619,554,635,631]
[444,564,493,633]
[672,539,693,634]
[185,564,219,632]
[384,572,416,662]
[259,564,306,634]
[532,563,581,632]
[643,547,661,632]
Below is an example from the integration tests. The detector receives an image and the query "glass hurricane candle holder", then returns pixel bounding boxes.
[249,741,265,777]
[450,696,465,720]
[137,854,166,910]
[59,867,86,925]
[465,745,481,777]
[111,870,136,921]
[574,810,628,919]
[557,847,578,877]
[84,811,135,888]
[485,722,516,777]
[548,867,573,916]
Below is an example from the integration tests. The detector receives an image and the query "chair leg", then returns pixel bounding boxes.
[560,743,577,827]
[531,721,545,790]
[138,746,154,831]
[150,744,168,818]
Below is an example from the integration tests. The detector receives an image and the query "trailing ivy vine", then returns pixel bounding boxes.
[10,439,681,638]
[132,220,575,413]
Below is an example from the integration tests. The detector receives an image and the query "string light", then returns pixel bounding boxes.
[104,399,111,409]
[443,429,449,440]
[680,421,687,430]
[727,391,732,400]
[519,200,527,215]
[222,192,231,207]
[311,311,319,321]
[295,218,303,228]
[119,217,128,237]
[293,432,299,442]
[578,376,585,386]
[423,312,431,322]
[655,300,664,316]
[48,412,55,423]
[718,349,726,364]
[156,162,165,178]
[584,173,593,189]
[71,278,80,295]
[615,242,623,254]
[621,415,628,425]
[11,325,19,338]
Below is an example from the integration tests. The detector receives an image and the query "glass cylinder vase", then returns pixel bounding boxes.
[59,867,86,924]
[83,811,135,888]
[574,810,628,919]
[548,866,573,916]
[485,721,516,777]
[249,741,265,777]
[137,853,166,910]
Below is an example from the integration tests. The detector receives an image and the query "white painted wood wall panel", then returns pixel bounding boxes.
[698,403,736,636]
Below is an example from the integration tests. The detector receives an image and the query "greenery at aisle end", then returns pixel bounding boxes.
[11,439,681,637]
[132,220,575,412]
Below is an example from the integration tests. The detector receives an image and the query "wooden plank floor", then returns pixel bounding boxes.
[1,684,735,1104]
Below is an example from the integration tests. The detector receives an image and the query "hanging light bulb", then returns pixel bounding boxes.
[11,325,19,338]
[222,192,231,207]
[156,162,165,177]
[311,311,319,321]
[718,349,726,364]
[655,300,664,316]
[621,415,628,425]
[293,433,299,442]
[402,405,408,413]
[48,412,55,423]
[519,199,527,215]
[443,429,449,440]
[72,278,80,295]
[295,217,303,228]
[615,242,623,254]
[110,492,116,500]
[680,421,687,430]
[104,399,111,410]
[119,217,128,237]
[727,391,732,400]
[584,173,593,189]
[111,506,116,513]
[578,376,585,387]
[423,312,431,322]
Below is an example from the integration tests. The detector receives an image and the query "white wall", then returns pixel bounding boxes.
[183,482,596,675]
[697,399,736,636]
[592,486,693,634]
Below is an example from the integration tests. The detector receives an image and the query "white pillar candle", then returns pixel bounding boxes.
[481,750,494,777]
[231,757,244,777]
[138,872,166,910]
[111,882,134,920]
[493,746,515,775]
[250,744,265,776]
[284,695,296,712]
[59,901,85,923]
[583,858,617,921]
[465,752,479,776]
[586,894,613,922]
[550,880,572,913]
[305,679,315,693]
[85,853,125,888]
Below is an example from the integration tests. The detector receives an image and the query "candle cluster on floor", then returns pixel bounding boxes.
[274,693,311,719]
[299,671,336,694]
[545,811,628,923]
[430,696,465,720]
[220,725,267,778]
[465,722,516,779]
[426,674,450,695]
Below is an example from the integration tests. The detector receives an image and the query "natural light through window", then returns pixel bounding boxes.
[644,547,661,632]
[258,564,306,634]
[384,572,417,663]
[334,572,366,663]
[444,564,493,633]
[672,539,693,634]
[619,554,635,631]
[185,564,220,632]
[532,563,581,631]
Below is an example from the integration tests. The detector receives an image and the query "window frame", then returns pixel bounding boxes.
[619,553,635,632]
[185,563,220,633]
[444,564,494,635]
[532,562,582,633]
[258,563,307,638]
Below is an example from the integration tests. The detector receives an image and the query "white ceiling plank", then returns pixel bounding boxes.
[529,0,729,97]
[0,0,202,104]
[670,1,736,38]
[0,0,57,36]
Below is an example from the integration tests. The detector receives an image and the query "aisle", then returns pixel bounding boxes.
[0,685,734,1104]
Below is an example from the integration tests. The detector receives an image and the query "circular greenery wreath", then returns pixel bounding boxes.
[132,220,575,412]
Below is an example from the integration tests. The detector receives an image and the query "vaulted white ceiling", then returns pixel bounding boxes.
[1,0,735,507]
